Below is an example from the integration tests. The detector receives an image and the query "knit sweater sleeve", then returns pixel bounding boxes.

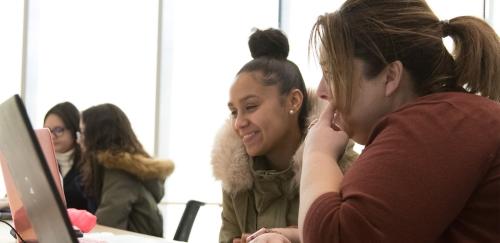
[302,96,500,243]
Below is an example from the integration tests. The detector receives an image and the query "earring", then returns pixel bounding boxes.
[289,109,295,115]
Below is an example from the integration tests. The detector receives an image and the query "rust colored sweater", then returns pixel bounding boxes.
[303,92,500,243]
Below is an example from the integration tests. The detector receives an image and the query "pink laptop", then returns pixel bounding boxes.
[0,128,66,242]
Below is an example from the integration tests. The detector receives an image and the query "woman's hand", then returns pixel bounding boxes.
[304,102,348,163]
[233,233,251,243]
[299,102,347,242]
[248,232,291,243]
[244,228,293,243]
[246,226,300,243]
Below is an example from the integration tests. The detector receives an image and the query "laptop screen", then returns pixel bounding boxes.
[0,95,78,243]
[1,127,68,241]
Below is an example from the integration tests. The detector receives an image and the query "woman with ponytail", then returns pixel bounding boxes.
[300,0,500,242]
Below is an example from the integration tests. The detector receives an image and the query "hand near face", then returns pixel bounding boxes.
[304,102,349,163]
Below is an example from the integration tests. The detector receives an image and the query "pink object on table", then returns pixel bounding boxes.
[67,208,97,233]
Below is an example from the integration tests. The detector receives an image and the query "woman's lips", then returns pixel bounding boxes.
[242,131,258,145]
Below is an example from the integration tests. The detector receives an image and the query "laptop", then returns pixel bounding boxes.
[0,127,67,242]
[0,95,77,243]
[0,95,178,243]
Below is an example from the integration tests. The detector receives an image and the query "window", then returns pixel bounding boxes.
[158,1,280,240]
[23,0,158,154]
[0,1,24,102]
[0,0,24,199]
[282,0,344,89]
[486,0,500,33]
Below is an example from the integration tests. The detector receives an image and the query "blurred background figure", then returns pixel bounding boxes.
[44,101,90,211]
[79,103,174,237]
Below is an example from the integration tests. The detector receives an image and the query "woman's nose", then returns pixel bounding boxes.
[316,77,331,100]
[233,114,248,130]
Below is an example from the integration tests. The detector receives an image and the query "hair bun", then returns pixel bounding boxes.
[248,28,289,60]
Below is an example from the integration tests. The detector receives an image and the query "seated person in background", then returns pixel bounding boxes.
[211,28,357,243]
[44,101,91,211]
[78,103,174,237]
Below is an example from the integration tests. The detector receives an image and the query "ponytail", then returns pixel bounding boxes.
[447,16,500,101]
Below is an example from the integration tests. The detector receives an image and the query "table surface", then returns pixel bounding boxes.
[0,221,181,243]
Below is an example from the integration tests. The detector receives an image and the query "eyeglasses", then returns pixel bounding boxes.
[49,127,66,137]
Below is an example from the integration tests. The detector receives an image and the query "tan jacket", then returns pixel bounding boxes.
[211,92,357,243]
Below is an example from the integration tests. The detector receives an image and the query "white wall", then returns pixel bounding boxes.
[0,1,24,103]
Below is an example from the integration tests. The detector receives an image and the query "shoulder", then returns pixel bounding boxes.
[379,92,499,128]
[102,168,139,184]
[367,92,500,160]
[97,151,174,181]
[397,92,500,119]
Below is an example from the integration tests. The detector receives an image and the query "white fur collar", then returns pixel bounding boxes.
[211,90,325,194]
[211,90,358,194]
[211,119,306,194]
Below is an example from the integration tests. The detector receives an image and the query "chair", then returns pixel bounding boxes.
[173,200,205,242]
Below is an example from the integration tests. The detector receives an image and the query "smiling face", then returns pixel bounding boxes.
[228,71,299,157]
[44,113,75,153]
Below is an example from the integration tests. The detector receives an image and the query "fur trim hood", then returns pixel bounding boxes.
[211,119,305,194]
[211,90,354,194]
[97,151,175,182]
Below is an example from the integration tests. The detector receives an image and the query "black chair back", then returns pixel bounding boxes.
[173,200,205,242]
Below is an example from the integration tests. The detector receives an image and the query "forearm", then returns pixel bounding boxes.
[298,152,343,241]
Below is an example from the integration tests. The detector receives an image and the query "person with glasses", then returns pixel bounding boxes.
[44,101,92,212]
[79,103,174,237]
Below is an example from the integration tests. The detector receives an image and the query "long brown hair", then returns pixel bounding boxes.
[80,103,149,197]
[310,0,500,111]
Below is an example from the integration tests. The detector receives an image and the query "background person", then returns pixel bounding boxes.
[79,103,174,237]
[44,101,90,211]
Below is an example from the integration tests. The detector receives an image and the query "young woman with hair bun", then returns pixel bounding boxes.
[211,28,357,243]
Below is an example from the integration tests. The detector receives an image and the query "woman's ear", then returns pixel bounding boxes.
[288,89,304,113]
[384,60,403,97]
